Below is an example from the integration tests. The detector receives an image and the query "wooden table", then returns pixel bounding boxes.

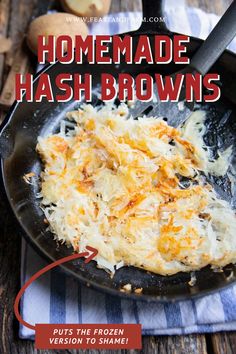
[0,0,235,353]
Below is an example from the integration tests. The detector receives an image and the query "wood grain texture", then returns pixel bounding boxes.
[142,335,207,354]
[5,0,37,66]
[211,333,236,354]
[0,0,10,90]
[0,0,236,353]
[0,46,31,108]
[0,0,44,108]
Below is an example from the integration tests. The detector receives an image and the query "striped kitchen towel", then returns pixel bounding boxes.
[20,1,236,339]
[20,240,236,339]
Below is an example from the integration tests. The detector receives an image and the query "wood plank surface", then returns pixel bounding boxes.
[0,47,31,108]
[0,0,236,353]
[0,0,10,90]
[0,0,47,108]
[211,332,236,354]
[5,0,37,67]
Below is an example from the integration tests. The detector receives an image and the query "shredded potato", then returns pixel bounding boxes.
[37,104,236,275]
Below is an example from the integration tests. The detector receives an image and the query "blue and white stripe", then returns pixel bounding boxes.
[20,239,236,338]
[20,2,236,339]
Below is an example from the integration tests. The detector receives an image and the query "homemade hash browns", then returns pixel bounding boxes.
[36,104,236,275]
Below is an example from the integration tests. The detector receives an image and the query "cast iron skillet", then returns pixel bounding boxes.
[0,0,236,302]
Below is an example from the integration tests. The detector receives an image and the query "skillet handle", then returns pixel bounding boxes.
[137,0,168,34]
[190,0,236,75]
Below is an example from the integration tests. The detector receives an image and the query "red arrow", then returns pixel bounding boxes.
[84,246,98,263]
[14,246,98,331]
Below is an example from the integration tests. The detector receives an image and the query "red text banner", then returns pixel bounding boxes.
[35,324,142,349]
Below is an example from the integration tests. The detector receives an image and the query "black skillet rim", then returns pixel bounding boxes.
[1,40,236,303]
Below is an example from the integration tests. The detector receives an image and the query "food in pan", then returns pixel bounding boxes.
[36,103,236,275]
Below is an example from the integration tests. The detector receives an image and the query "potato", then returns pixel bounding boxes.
[60,0,111,19]
[27,13,88,56]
